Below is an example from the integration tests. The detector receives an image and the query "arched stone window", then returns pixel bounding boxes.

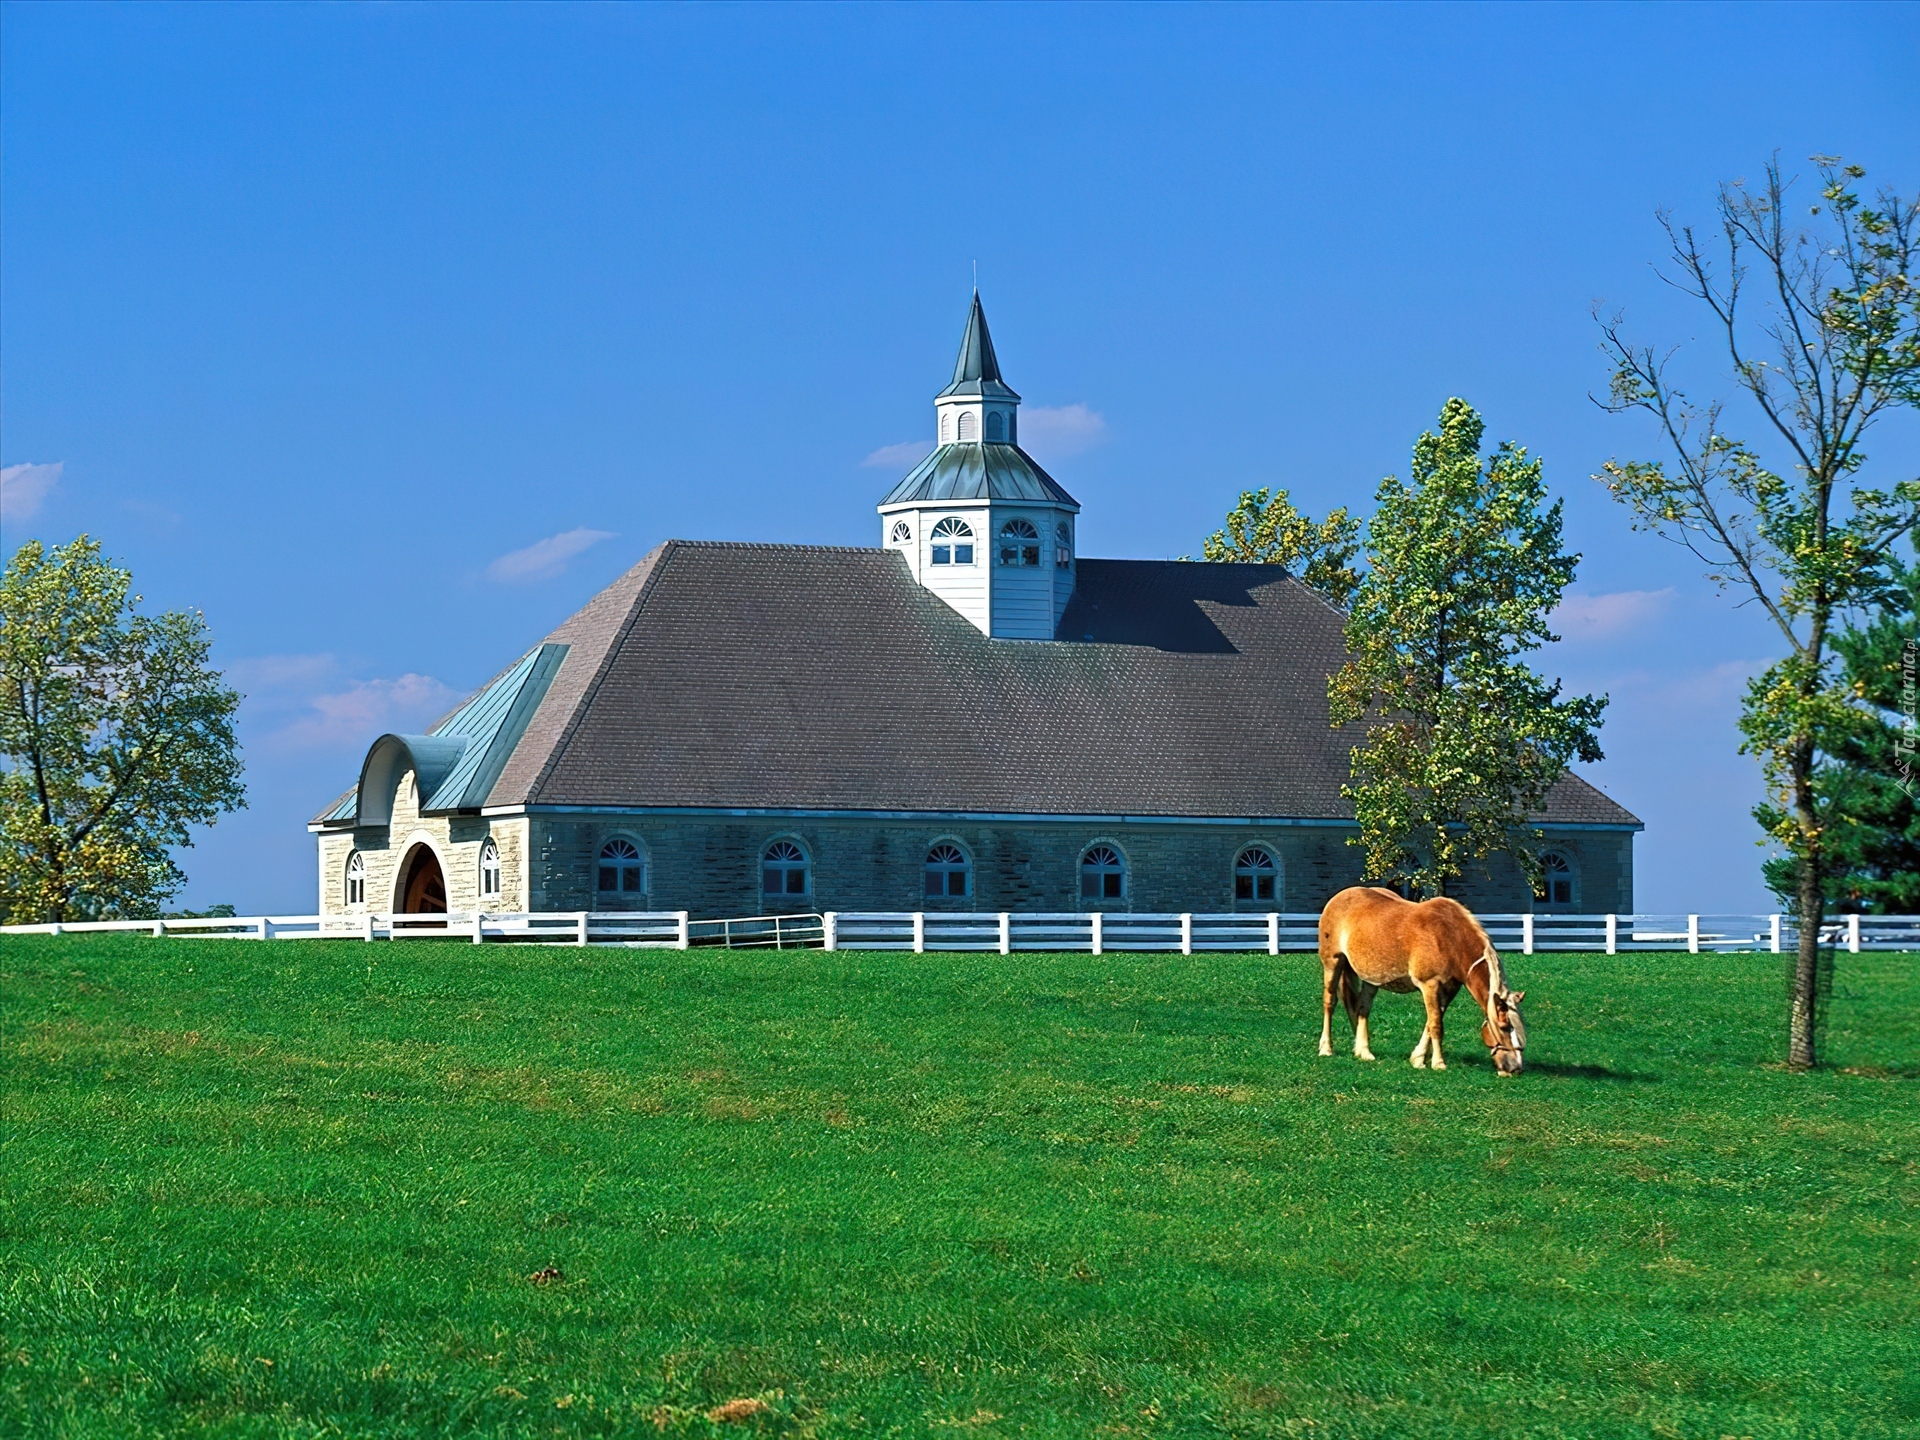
[958,411,978,442]
[1537,851,1576,907]
[924,842,970,898]
[930,516,975,566]
[1234,845,1278,903]
[986,411,1004,441]
[345,851,365,906]
[763,840,810,897]
[598,837,647,894]
[479,838,502,899]
[1055,522,1073,570]
[1080,844,1126,900]
[890,520,912,544]
[999,518,1041,567]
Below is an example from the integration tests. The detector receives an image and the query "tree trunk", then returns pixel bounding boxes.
[1787,747,1824,1070]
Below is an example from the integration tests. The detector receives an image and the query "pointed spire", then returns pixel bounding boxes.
[935,291,1020,401]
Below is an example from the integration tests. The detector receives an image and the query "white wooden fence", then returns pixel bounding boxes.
[1,909,1913,953]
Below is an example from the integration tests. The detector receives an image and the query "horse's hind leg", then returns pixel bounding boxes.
[1412,978,1446,1070]
[1318,955,1339,1057]
[1351,978,1379,1062]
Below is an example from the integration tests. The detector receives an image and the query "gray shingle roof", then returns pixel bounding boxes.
[380,540,1634,828]
[878,442,1080,508]
[935,291,1020,402]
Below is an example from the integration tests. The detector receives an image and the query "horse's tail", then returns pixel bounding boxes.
[1335,957,1364,1026]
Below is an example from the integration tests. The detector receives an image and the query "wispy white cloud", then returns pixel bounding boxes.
[1552,588,1675,641]
[862,440,935,470]
[1,461,63,521]
[271,674,462,751]
[228,652,341,694]
[486,527,616,584]
[1020,404,1107,462]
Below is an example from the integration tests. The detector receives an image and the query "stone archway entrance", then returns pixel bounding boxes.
[398,844,448,914]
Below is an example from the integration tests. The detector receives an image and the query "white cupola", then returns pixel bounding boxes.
[878,292,1081,640]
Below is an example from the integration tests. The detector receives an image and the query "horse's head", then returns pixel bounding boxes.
[1482,987,1527,1075]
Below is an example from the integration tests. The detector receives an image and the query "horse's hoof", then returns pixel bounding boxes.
[1409,1052,1426,1069]
[1355,1051,1377,1063]
[1431,1060,1447,1071]
[1318,1045,1333,1058]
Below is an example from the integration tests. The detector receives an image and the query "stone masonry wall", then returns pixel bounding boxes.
[519,815,1634,918]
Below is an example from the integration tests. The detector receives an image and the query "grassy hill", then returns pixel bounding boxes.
[3,934,1915,1438]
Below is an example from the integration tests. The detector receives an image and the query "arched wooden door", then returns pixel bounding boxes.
[398,844,448,914]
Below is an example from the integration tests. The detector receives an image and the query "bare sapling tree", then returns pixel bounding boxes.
[1596,156,1919,1070]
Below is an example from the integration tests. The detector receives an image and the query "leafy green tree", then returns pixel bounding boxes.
[1595,156,1918,1069]
[1761,557,1920,914]
[0,536,245,922]
[1329,399,1606,898]
[1200,487,1363,607]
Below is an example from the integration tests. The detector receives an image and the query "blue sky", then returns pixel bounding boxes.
[4,3,1916,915]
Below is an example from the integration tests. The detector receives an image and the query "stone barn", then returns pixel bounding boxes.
[311,295,1639,920]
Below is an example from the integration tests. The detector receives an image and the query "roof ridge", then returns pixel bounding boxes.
[520,541,679,803]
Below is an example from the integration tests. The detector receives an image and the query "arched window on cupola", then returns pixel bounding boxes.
[958,411,978,442]
[1055,522,1073,569]
[890,520,912,544]
[999,519,1041,567]
[930,517,974,566]
[986,411,1004,441]
[940,411,952,443]
[1007,411,1017,444]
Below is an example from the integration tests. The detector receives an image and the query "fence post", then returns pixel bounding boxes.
[1090,912,1102,956]
[999,911,1011,955]
[1604,914,1617,956]
[1770,914,1781,954]
[676,911,690,951]
[1180,913,1193,956]
[822,912,837,951]
[1848,913,1861,954]
[1522,913,1534,956]
[363,912,376,942]
[576,911,590,947]
[152,919,166,939]
[1267,912,1279,956]
[258,916,271,941]
[49,922,62,937]
[912,912,925,954]
[1687,914,1699,954]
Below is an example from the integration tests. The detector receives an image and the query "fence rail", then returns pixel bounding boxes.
[2,909,1913,953]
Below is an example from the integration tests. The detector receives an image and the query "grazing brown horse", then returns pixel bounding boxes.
[1317,887,1527,1074]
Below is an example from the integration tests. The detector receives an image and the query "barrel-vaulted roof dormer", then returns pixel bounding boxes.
[879,292,1081,640]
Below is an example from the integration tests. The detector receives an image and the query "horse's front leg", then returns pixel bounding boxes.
[1412,979,1446,1070]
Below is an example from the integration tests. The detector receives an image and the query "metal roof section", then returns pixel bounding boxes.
[421,642,569,811]
[934,291,1021,402]
[312,641,568,825]
[879,442,1081,507]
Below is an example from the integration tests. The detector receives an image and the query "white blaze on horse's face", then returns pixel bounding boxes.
[1482,988,1527,1075]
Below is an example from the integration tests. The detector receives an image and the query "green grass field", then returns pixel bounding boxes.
[2,935,1915,1439]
